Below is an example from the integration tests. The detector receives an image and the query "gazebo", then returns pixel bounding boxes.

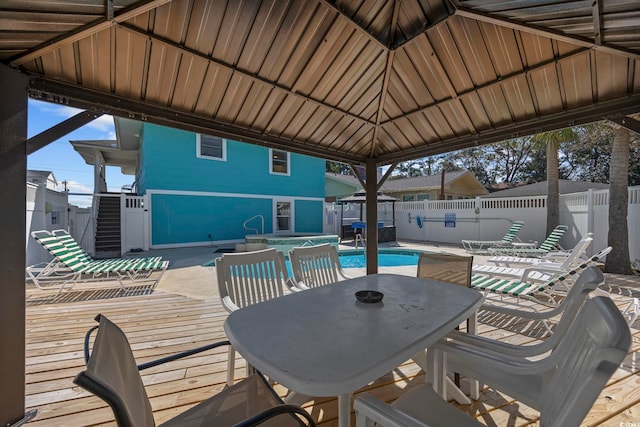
[1,1,640,422]
[338,192,397,243]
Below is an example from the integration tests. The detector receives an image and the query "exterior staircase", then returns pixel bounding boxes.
[94,194,121,258]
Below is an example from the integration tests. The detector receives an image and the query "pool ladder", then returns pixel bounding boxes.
[243,215,264,235]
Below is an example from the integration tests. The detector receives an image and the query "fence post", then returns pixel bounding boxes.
[586,189,594,256]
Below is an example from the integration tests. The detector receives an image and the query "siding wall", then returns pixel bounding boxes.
[139,123,325,247]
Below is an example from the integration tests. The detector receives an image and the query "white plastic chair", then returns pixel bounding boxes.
[74,314,315,427]
[288,243,351,289]
[414,252,474,401]
[354,296,631,427]
[216,248,298,385]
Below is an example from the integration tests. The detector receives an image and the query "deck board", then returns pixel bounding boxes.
[24,276,640,426]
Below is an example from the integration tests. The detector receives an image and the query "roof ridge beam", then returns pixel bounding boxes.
[318,0,388,50]
[452,5,640,60]
[118,22,375,129]
[10,0,172,66]
[369,0,401,157]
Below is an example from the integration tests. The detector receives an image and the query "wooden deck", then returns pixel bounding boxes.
[25,277,640,427]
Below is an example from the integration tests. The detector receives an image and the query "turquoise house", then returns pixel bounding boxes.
[137,123,326,248]
[74,118,326,249]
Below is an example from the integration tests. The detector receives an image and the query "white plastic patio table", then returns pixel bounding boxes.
[224,273,484,427]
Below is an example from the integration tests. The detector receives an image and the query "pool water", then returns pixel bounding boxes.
[283,249,422,273]
[337,252,420,268]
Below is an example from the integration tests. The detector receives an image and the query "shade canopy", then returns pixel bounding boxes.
[2,0,640,166]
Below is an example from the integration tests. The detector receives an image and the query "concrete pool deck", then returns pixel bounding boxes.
[141,239,638,302]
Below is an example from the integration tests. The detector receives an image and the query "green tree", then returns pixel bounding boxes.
[326,161,352,174]
[605,125,633,274]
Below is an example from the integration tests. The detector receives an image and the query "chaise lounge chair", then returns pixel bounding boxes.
[470,246,612,306]
[487,224,568,257]
[487,232,593,267]
[26,230,168,299]
[473,234,593,281]
[461,221,524,254]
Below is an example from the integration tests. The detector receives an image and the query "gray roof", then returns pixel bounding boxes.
[327,170,469,192]
[380,171,468,192]
[483,180,609,198]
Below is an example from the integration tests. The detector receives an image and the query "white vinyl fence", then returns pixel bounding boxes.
[326,186,640,265]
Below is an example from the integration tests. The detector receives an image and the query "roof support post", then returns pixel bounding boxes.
[0,64,28,426]
[365,158,379,275]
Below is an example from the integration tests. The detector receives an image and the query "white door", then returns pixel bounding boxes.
[274,200,293,233]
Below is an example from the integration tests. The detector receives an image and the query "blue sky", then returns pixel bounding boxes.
[27,99,131,207]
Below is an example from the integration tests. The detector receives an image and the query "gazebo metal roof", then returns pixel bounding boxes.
[2,0,639,166]
[2,2,640,423]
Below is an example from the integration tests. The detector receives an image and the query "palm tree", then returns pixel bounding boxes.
[605,125,633,274]
[534,128,576,236]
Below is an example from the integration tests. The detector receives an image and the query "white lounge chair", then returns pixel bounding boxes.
[354,296,630,427]
[461,220,524,254]
[473,235,593,281]
[215,248,298,385]
[470,246,612,306]
[288,243,351,289]
[487,232,594,267]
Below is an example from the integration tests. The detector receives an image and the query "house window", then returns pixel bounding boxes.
[270,149,290,175]
[197,134,226,161]
[416,194,430,201]
[402,195,415,202]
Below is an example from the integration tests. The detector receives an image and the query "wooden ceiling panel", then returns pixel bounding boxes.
[404,38,454,102]
[214,73,256,124]
[193,65,234,117]
[428,22,474,93]
[558,54,594,108]
[498,76,537,120]
[594,51,633,102]
[333,49,385,116]
[475,85,513,127]
[170,54,210,112]
[527,65,564,114]
[448,17,498,86]
[477,22,523,77]
[114,28,148,99]
[459,92,492,130]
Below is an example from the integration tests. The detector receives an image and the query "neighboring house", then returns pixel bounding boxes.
[25,171,69,266]
[482,180,610,198]
[73,118,327,249]
[326,170,488,202]
[326,173,361,202]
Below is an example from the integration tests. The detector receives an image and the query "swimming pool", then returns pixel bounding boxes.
[335,248,422,268]
[207,248,423,270]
